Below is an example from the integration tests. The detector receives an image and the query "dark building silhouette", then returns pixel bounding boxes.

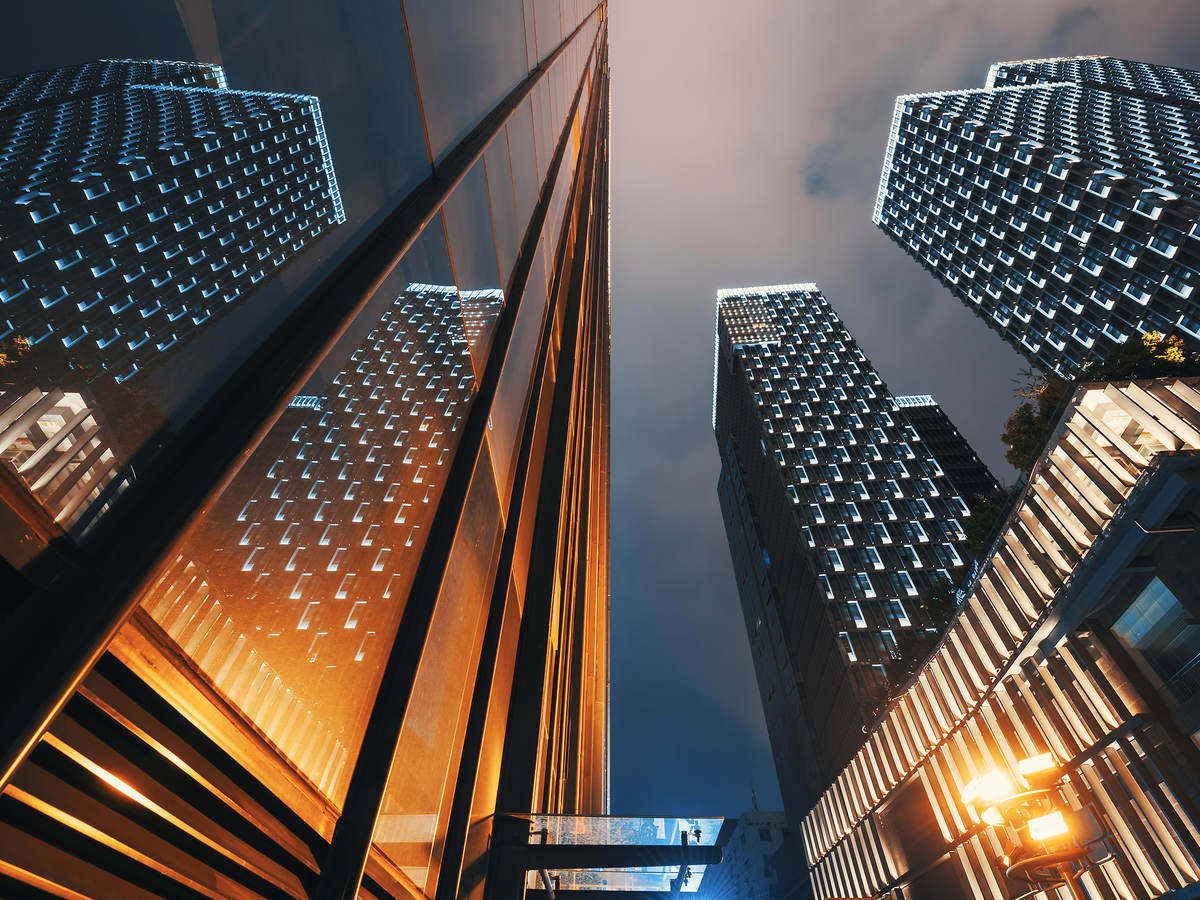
[875,56,1200,377]
[0,6,612,900]
[713,283,973,820]
[893,394,1003,511]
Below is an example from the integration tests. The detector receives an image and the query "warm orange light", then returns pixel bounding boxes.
[1018,752,1057,778]
[1029,811,1070,841]
[962,770,1015,806]
[981,805,1007,827]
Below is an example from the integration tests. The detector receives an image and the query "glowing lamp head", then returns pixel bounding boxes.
[980,805,1007,827]
[961,770,1015,807]
[1028,810,1070,842]
[1018,752,1058,779]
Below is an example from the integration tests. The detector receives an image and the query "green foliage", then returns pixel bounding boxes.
[1001,368,1071,471]
[1080,330,1200,382]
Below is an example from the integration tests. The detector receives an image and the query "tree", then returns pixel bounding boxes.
[1080,329,1200,381]
[1000,367,1070,471]
[962,495,1005,558]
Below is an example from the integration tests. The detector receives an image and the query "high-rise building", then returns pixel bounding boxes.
[874,56,1200,377]
[0,58,344,383]
[701,811,805,900]
[714,283,974,818]
[801,377,1200,900]
[0,6,611,900]
[893,394,1004,511]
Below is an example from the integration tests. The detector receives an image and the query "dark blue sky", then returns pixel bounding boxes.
[606,0,1200,818]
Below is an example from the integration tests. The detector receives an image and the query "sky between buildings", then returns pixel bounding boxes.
[606,0,1200,816]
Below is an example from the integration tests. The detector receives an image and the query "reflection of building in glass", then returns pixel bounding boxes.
[0,59,344,383]
[894,394,1004,512]
[0,9,611,900]
[0,385,129,535]
[714,284,975,819]
[875,56,1200,376]
[141,283,493,797]
[803,378,1200,900]
[701,811,806,900]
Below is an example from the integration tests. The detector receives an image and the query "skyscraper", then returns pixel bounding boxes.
[801,377,1200,900]
[893,394,1004,512]
[714,283,974,818]
[0,5,611,900]
[874,56,1200,377]
[0,58,344,383]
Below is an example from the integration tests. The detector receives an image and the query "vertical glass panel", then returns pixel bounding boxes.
[523,0,538,71]
[533,0,563,60]
[507,99,539,232]
[484,135,520,292]
[489,234,550,506]
[0,3,429,567]
[403,0,529,161]
[374,445,503,891]
[531,81,553,190]
[443,161,504,374]
[136,218,496,812]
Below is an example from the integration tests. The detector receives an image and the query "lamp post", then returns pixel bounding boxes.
[959,753,1110,900]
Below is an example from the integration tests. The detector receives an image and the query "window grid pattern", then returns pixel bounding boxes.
[894,394,1003,510]
[801,378,1200,900]
[140,283,499,799]
[0,61,344,383]
[874,56,1200,377]
[716,285,971,672]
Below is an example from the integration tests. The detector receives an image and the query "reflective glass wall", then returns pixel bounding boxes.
[0,4,610,900]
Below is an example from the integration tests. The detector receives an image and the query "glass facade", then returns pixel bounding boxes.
[713,283,974,812]
[875,56,1200,377]
[0,5,610,900]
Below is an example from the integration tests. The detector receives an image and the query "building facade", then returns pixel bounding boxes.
[0,384,130,536]
[801,378,1200,900]
[0,5,611,900]
[894,395,1004,512]
[0,58,345,384]
[874,56,1200,378]
[714,283,975,818]
[701,811,806,900]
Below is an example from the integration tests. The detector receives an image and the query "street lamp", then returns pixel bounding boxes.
[959,754,1111,900]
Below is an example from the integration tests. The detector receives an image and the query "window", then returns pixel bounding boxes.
[891,599,911,627]
[819,575,835,600]
[838,632,857,662]
[863,546,883,570]
[850,572,875,598]
[846,600,867,628]
[823,548,845,572]
[1113,577,1200,701]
